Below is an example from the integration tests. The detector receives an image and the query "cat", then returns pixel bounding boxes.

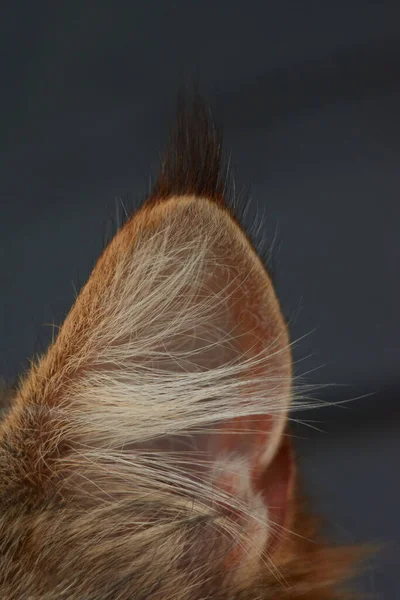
[0,97,362,599]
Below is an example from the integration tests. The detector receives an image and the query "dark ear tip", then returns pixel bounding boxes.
[148,89,228,204]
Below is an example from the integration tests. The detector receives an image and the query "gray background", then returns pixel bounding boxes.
[0,2,399,597]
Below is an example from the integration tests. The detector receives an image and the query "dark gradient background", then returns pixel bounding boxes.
[0,2,399,597]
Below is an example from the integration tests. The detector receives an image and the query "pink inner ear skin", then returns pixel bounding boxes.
[211,422,294,569]
[252,437,295,555]
[216,415,275,456]
[213,438,295,574]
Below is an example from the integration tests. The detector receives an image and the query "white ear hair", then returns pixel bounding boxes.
[7,198,296,583]
[67,206,292,449]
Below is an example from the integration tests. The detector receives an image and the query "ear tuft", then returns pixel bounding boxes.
[149,92,227,203]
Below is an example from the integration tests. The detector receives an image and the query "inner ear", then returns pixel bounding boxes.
[138,227,291,467]
[121,199,295,561]
[253,437,295,554]
[183,248,291,466]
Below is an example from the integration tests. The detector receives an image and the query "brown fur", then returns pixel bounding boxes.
[0,99,364,599]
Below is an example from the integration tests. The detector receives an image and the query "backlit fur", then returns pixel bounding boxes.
[0,99,362,599]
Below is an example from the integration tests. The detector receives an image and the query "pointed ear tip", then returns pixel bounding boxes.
[147,190,226,207]
[144,193,227,216]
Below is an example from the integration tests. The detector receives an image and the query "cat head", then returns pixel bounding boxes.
[0,99,360,599]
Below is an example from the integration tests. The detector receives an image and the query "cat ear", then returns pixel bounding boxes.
[9,195,294,578]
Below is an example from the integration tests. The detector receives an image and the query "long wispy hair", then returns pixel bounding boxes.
[0,94,365,600]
